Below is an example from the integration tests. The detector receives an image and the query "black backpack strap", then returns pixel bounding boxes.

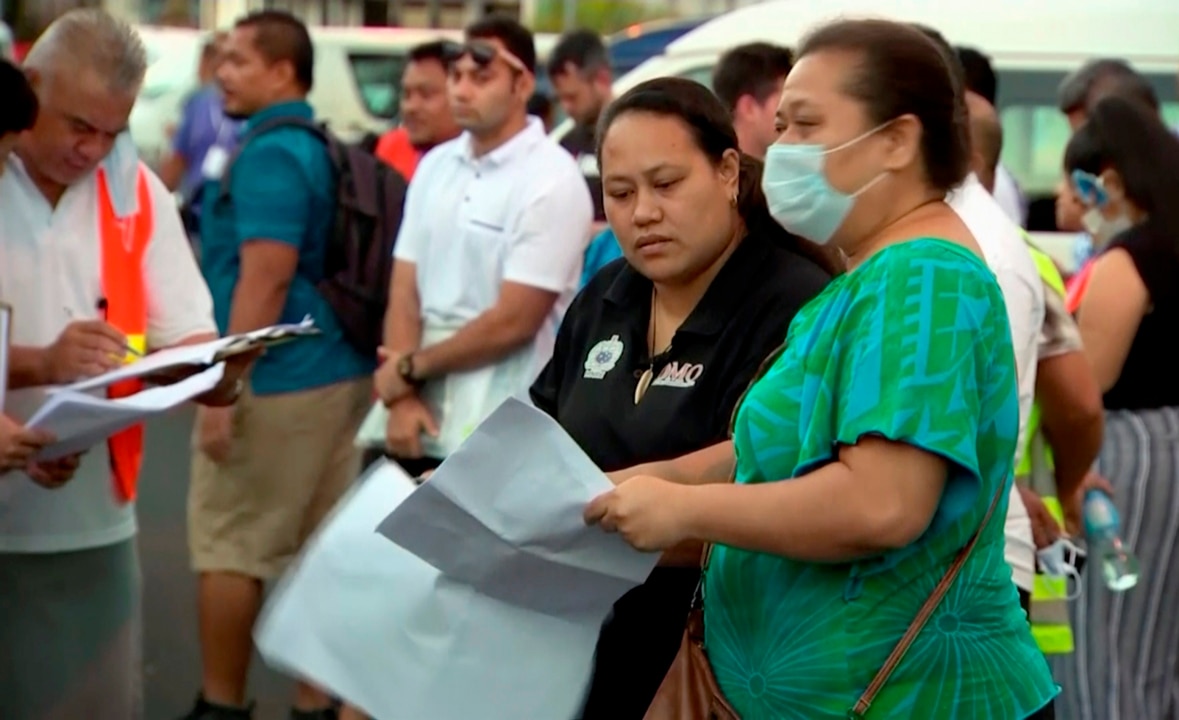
[216,115,330,203]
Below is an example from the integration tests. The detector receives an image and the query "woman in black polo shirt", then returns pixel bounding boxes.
[530,77,835,720]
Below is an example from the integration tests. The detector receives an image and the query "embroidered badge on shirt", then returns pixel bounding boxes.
[584,335,623,379]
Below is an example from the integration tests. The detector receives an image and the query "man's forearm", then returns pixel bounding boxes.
[1037,353,1105,503]
[9,346,50,389]
[412,309,533,379]
[1042,417,1103,502]
[227,277,288,335]
[386,306,422,356]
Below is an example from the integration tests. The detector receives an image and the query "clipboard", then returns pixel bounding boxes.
[56,319,323,395]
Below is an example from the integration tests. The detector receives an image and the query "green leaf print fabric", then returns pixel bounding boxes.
[703,239,1058,719]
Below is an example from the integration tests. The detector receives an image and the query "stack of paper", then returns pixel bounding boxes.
[256,399,660,720]
[27,364,226,460]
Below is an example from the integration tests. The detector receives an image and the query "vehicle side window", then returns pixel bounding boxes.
[678,64,716,90]
[348,52,406,120]
[998,70,1178,198]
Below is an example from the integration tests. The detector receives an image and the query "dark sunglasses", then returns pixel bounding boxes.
[442,40,528,74]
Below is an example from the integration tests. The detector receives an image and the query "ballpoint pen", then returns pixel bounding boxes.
[64,302,145,358]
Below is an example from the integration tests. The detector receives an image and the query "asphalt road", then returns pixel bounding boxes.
[137,407,291,720]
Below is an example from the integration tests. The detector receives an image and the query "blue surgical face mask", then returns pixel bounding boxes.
[100,131,142,217]
[761,123,891,245]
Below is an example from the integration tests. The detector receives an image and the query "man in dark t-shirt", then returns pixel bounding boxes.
[548,30,613,226]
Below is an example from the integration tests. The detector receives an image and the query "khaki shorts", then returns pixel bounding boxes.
[188,378,372,580]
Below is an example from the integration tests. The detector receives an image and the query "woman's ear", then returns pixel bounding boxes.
[880,114,921,173]
[719,147,741,197]
[1099,169,1126,204]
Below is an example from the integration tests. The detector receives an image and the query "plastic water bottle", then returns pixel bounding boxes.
[1083,489,1140,591]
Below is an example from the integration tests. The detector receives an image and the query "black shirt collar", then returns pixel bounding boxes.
[603,230,776,338]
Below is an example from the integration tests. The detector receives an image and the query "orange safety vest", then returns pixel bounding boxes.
[374,127,420,181]
[96,166,152,503]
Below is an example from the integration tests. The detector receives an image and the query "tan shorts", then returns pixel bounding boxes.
[188,378,372,580]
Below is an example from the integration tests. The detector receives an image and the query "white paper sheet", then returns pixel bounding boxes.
[353,400,387,449]
[256,401,659,720]
[26,363,225,460]
[59,318,318,393]
[378,398,657,615]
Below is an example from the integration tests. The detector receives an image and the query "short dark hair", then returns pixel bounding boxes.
[597,77,841,277]
[1058,59,1158,115]
[236,10,314,92]
[466,15,536,74]
[972,103,1003,174]
[956,46,997,105]
[198,31,222,62]
[527,91,552,119]
[802,19,970,192]
[1064,95,1179,252]
[0,59,38,135]
[712,42,793,113]
[407,39,450,66]
[547,29,609,79]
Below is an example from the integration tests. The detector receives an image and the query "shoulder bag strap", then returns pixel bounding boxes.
[847,485,1006,719]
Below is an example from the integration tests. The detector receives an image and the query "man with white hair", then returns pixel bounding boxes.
[0,10,241,719]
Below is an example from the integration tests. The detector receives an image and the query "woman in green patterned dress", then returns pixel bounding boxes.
[585,19,1058,719]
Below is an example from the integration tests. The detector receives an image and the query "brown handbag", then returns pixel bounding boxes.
[643,486,1004,720]
[641,541,737,720]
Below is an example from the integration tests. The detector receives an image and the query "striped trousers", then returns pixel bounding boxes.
[1050,407,1179,720]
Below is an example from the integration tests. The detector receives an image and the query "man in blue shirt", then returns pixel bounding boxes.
[183,10,373,720]
[160,32,242,247]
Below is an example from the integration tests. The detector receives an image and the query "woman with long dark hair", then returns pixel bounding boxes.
[1052,95,1179,720]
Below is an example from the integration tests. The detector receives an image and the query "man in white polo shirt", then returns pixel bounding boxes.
[374,16,592,474]
[918,29,1046,674]
[0,11,232,719]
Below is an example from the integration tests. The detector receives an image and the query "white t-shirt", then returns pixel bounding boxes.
[947,174,1045,591]
[0,157,216,553]
[394,117,593,382]
[992,164,1027,229]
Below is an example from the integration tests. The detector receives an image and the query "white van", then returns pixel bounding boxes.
[555,0,1179,214]
[129,26,460,169]
[0,21,14,61]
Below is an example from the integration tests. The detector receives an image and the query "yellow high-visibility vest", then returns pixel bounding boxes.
[1019,237,1074,655]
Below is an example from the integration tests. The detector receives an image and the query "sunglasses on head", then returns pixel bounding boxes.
[1071,169,1109,207]
[442,40,529,75]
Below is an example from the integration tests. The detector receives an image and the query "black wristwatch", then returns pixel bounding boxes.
[397,353,424,387]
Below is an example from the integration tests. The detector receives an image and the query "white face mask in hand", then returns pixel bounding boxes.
[1036,537,1085,601]
[1081,208,1134,250]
